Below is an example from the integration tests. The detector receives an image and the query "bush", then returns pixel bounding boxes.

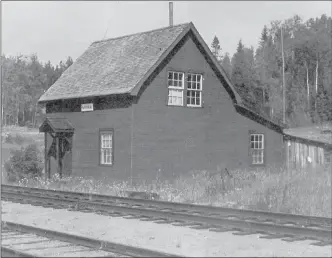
[4,143,44,182]
[3,133,14,144]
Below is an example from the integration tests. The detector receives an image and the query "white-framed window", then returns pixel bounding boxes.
[250,133,264,165]
[100,130,113,165]
[187,73,203,107]
[168,71,184,106]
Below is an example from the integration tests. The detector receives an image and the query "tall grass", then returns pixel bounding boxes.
[11,164,331,218]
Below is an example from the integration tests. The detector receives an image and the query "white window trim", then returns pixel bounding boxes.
[100,131,113,165]
[186,73,203,107]
[250,133,264,165]
[167,71,185,106]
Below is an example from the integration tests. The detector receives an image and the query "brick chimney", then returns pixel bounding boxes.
[169,2,173,27]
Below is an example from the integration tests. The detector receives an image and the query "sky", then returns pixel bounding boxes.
[2,1,331,65]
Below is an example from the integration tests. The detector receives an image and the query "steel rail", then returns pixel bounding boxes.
[2,190,332,244]
[2,184,331,228]
[1,221,178,257]
[1,246,39,258]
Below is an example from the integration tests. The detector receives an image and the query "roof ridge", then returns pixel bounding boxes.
[92,22,191,45]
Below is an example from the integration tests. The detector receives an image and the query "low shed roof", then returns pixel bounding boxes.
[284,125,332,147]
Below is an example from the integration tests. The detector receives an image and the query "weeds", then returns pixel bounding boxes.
[8,164,331,218]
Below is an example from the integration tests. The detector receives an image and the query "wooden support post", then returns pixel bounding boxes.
[56,136,61,179]
[48,158,51,179]
[286,140,290,174]
[44,133,47,181]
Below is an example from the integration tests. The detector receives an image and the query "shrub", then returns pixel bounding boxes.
[4,143,43,182]
[4,133,14,144]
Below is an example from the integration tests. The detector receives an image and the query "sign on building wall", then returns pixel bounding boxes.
[81,103,94,112]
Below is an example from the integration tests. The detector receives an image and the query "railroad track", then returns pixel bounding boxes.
[2,184,332,246]
[1,221,176,257]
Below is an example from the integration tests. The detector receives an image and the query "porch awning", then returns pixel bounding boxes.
[39,117,74,133]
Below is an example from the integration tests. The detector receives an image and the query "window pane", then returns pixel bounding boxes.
[193,74,196,81]
[179,73,183,80]
[188,74,191,81]
[196,97,200,105]
[251,135,254,141]
[168,72,173,80]
[100,132,113,164]
[188,82,192,89]
[174,73,178,80]
[168,89,183,106]
[197,82,201,90]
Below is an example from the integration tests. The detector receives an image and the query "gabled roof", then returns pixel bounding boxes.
[39,117,74,133]
[38,22,242,105]
[38,22,284,133]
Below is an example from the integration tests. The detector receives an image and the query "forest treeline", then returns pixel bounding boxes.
[212,14,331,126]
[1,54,73,127]
[1,14,331,127]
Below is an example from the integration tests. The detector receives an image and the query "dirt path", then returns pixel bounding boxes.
[2,201,331,257]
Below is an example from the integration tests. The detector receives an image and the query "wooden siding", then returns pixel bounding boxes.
[44,34,285,182]
[129,36,284,181]
[285,139,328,169]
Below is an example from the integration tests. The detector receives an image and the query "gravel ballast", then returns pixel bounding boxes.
[2,201,331,257]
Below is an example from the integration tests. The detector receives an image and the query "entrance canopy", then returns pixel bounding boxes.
[39,117,74,133]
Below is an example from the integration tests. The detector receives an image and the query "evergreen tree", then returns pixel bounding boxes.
[221,53,232,79]
[211,36,222,60]
[260,25,268,45]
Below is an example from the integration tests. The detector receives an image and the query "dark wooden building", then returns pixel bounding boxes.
[38,22,288,182]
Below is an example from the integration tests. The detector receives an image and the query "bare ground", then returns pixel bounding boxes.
[1,201,331,257]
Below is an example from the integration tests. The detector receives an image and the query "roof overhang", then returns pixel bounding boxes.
[39,117,74,133]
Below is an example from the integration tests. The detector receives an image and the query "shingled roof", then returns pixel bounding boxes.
[38,22,242,105]
[38,23,186,102]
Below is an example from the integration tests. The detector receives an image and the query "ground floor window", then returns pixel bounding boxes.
[250,133,264,165]
[100,129,113,165]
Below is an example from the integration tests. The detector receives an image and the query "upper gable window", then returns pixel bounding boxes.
[187,73,202,107]
[168,71,184,106]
